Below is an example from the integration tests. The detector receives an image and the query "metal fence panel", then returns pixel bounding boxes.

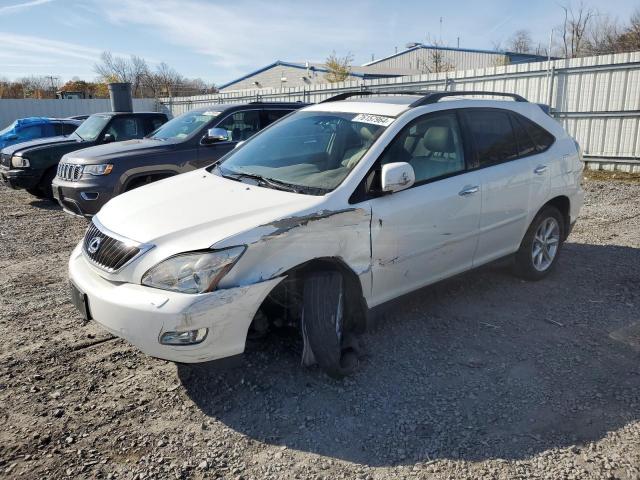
[0,98,161,129]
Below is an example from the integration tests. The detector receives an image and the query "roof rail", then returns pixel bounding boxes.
[320,89,528,106]
[409,91,528,107]
[319,90,429,103]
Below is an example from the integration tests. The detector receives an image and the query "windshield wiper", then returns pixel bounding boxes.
[217,167,300,193]
[74,132,84,141]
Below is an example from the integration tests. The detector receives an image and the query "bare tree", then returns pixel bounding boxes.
[129,55,149,97]
[507,29,534,53]
[20,76,51,98]
[324,51,353,83]
[155,62,182,98]
[616,8,640,52]
[584,14,621,54]
[557,2,596,58]
[94,51,132,83]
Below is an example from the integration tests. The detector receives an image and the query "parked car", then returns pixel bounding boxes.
[68,91,584,378]
[52,102,306,217]
[0,111,168,198]
[0,117,81,150]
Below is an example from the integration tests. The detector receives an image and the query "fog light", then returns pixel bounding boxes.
[160,328,208,345]
[80,192,99,200]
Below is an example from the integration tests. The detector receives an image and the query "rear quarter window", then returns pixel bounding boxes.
[517,115,555,152]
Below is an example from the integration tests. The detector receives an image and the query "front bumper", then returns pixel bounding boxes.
[0,165,40,190]
[52,177,114,217]
[68,243,283,363]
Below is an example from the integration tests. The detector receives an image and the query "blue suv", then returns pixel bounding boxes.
[0,117,81,150]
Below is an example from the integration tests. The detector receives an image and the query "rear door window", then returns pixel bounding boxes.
[464,109,518,167]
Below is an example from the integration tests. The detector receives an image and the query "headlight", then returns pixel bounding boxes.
[11,155,29,168]
[84,164,113,176]
[141,246,245,294]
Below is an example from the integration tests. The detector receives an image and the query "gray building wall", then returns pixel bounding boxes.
[367,47,509,72]
[220,65,363,92]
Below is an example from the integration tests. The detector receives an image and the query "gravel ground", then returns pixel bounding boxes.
[0,177,639,480]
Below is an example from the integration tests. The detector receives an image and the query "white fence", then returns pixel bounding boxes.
[161,51,640,169]
[0,98,163,129]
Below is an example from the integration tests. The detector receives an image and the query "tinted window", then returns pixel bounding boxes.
[519,115,555,151]
[380,112,465,183]
[465,110,518,166]
[106,117,144,141]
[147,116,166,133]
[511,114,537,157]
[18,125,43,140]
[216,110,261,142]
[263,110,292,127]
[62,123,78,135]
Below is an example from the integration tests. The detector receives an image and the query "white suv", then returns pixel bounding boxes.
[68,91,584,378]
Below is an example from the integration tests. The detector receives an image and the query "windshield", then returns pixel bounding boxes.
[214,111,391,193]
[74,114,111,141]
[0,121,17,136]
[150,109,220,140]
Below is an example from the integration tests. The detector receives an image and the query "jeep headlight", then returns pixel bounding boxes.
[141,246,245,294]
[11,155,29,168]
[84,164,113,176]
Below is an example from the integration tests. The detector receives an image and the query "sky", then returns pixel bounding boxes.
[0,0,638,85]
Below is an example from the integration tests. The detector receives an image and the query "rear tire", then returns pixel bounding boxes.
[302,271,359,379]
[514,205,564,281]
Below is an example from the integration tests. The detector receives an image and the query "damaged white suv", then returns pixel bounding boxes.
[68,91,584,377]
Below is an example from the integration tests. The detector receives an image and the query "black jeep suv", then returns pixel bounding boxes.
[0,111,168,198]
[51,102,306,217]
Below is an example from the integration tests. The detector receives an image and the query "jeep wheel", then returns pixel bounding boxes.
[514,205,564,280]
[302,271,359,379]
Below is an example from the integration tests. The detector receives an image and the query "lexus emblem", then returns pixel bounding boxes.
[88,237,102,254]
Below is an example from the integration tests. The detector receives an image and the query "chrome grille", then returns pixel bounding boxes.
[82,220,149,273]
[57,162,84,181]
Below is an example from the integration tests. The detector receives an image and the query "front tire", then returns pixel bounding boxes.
[302,271,359,379]
[38,167,57,199]
[514,205,564,280]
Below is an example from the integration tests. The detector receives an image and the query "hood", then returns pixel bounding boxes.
[96,169,320,248]
[63,138,173,164]
[1,135,76,156]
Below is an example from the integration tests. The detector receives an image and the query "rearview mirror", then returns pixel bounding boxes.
[381,162,415,193]
[203,127,229,144]
[102,133,115,143]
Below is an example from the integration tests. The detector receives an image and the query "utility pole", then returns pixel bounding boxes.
[45,75,59,97]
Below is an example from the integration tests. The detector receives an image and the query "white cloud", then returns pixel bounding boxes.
[95,0,376,81]
[0,0,54,15]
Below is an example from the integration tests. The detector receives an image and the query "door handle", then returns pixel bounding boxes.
[458,185,479,196]
[534,165,548,175]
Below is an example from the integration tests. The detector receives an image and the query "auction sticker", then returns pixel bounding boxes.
[353,113,395,127]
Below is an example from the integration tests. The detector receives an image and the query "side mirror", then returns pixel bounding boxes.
[102,133,115,143]
[381,162,415,193]
[203,127,229,144]
[234,140,245,149]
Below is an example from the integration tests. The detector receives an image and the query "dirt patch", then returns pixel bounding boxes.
[1,179,639,479]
